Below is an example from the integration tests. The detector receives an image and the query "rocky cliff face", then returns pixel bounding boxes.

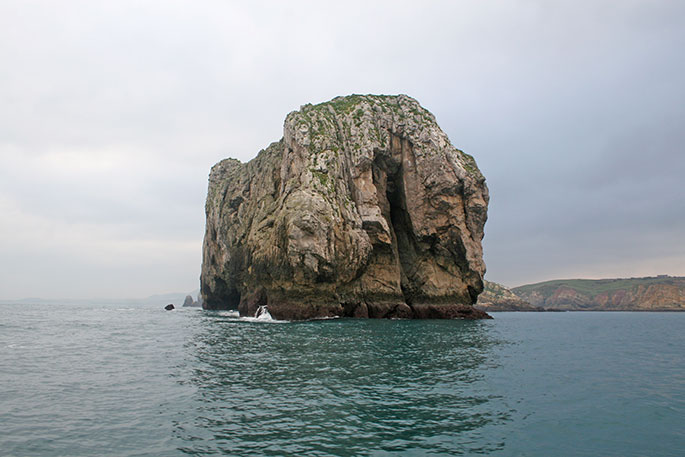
[513,276,685,311]
[476,280,538,311]
[201,94,490,320]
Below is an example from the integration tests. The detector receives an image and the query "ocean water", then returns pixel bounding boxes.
[1,305,683,456]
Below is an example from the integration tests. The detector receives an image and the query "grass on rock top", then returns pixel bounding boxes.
[296,94,484,180]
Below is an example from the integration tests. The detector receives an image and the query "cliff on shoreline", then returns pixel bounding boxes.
[476,281,539,311]
[513,276,685,311]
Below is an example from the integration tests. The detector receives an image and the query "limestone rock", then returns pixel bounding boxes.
[476,280,540,311]
[201,94,490,320]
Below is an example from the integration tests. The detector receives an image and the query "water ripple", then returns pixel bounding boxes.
[173,317,508,456]
[2,305,683,456]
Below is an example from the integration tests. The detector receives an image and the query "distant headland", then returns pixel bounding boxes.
[477,276,685,311]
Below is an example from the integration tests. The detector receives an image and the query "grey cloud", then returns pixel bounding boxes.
[1,0,683,297]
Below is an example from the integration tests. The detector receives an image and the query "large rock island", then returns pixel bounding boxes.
[201,95,490,320]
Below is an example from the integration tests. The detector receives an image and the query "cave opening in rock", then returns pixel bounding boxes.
[203,277,241,310]
[224,287,241,309]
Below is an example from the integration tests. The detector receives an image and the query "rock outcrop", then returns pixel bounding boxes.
[476,280,540,311]
[201,94,490,320]
[513,276,685,311]
[181,294,203,307]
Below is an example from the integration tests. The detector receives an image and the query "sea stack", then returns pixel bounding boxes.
[201,94,490,320]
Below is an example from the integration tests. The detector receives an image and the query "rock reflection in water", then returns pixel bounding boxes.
[176,315,510,456]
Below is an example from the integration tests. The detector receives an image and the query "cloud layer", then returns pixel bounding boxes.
[1,0,683,298]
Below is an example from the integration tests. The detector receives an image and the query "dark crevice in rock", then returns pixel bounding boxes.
[372,141,421,307]
[387,165,417,306]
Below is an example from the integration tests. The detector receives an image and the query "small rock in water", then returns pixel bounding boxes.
[164,304,175,311]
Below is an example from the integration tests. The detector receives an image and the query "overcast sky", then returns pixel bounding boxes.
[1,0,683,299]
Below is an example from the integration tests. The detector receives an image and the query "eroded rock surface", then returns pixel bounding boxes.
[476,280,539,312]
[201,94,490,319]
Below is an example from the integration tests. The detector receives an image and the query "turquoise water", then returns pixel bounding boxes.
[1,305,683,456]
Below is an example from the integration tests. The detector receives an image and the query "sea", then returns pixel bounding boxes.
[1,304,683,457]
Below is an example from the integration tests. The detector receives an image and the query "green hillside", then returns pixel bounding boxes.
[515,276,679,295]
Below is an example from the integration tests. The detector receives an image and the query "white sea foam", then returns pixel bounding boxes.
[254,305,272,320]
[216,310,240,318]
[236,305,289,323]
[213,307,288,322]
